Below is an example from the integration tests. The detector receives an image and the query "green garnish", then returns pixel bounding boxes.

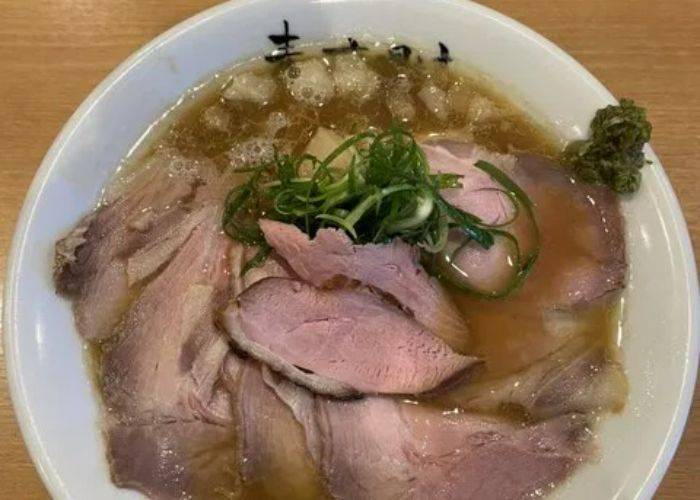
[222,126,539,297]
[223,126,494,249]
[240,244,272,276]
[565,98,652,194]
[426,160,540,298]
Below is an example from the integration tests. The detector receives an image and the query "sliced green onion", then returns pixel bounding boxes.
[241,244,272,276]
[221,127,540,299]
[315,213,359,238]
[434,230,523,298]
[472,160,541,275]
[385,188,434,233]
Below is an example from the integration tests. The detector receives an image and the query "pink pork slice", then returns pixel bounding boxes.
[315,396,591,500]
[222,277,479,397]
[54,149,212,340]
[259,219,471,350]
[422,139,626,308]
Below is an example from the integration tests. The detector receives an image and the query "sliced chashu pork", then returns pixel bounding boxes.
[222,277,478,397]
[108,420,237,500]
[516,152,626,307]
[54,149,210,340]
[432,336,628,420]
[102,198,237,499]
[422,139,626,308]
[260,369,592,500]
[108,354,243,499]
[235,362,326,499]
[227,244,326,498]
[315,397,590,500]
[259,219,471,350]
[102,206,231,422]
[262,367,323,464]
[423,139,627,405]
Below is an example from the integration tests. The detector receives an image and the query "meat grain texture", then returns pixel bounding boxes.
[54,149,201,340]
[223,277,479,397]
[259,219,473,350]
[262,374,592,500]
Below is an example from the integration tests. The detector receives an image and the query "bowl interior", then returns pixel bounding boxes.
[4,0,698,499]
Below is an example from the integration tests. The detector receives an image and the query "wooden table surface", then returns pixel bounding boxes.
[1,0,699,498]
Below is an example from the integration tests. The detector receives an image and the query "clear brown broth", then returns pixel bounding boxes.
[90,46,624,498]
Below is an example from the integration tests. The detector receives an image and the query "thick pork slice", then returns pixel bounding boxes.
[54,149,210,340]
[516,152,626,307]
[102,202,236,499]
[422,141,517,226]
[422,139,626,308]
[316,397,591,500]
[108,353,243,499]
[222,277,478,397]
[259,219,471,349]
[235,362,326,499]
[102,206,231,422]
[108,421,237,500]
[261,361,591,500]
[261,367,323,464]
[433,337,628,419]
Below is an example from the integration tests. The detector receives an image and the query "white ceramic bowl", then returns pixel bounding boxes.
[4,1,699,498]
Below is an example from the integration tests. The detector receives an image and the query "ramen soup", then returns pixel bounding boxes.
[54,36,631,500]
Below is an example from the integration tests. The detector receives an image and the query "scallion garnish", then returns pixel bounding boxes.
[222,126,539,297]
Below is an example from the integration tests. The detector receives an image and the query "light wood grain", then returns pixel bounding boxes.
[0,1,698,498]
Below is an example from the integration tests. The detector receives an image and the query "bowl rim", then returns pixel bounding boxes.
[3,0,699,498]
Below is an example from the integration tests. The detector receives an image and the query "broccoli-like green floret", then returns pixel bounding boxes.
[565,98,651,194]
